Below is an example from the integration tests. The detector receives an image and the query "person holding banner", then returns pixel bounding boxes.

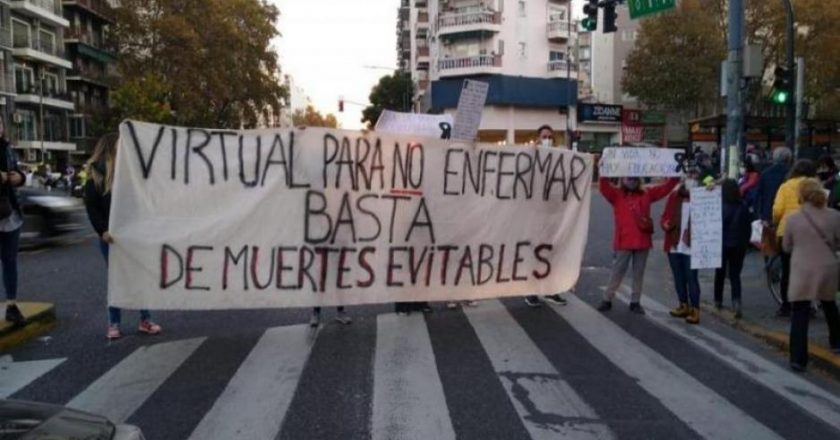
[525,125,569,308]
[597,175,679,314]
[782,178,840,371]
[0,121,26,327]
[661,173,702,324]
[84,133,162,340]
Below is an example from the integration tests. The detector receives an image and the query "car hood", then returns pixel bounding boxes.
[0,399,115,440]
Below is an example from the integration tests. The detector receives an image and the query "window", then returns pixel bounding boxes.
[17,110,36,141]
[580,47,591,59]
[14,66,34,94]
[38,29,56,55]
[69,116,86,139]
[518,1,526,17]
[549,51,565,61]
[518,42,526,57]
[43,72,59,96]
[548,8,565,22]
[12,19,29,48]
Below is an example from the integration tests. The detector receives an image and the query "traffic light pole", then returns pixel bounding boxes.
[782,0,796,156]
[724,0,744,177]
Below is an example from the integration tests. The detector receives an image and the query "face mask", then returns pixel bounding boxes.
[540,138,552,148]
[684,179,698,189]
[622,179,640,190]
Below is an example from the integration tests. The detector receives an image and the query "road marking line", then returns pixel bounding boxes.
[463,300,614,440]
[187,325,315,440]
[610,285,840,434]
[550,295,783,440]
[0,355,66,398]
[372,313,455,440]
[67,337,205,423]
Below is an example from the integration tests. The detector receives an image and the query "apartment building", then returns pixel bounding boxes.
[8,0,75,167]
[63,0,116,156]
[405,0,578,145]
[589,2,638,106]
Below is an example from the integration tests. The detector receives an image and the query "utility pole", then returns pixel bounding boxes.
[794,56,804,156]
[566,6,573,150]
[781,0,796,155]
[724,0,744,177]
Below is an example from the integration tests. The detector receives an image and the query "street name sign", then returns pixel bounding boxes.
[628,0,676,20]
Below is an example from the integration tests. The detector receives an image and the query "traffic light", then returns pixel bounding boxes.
[603,3,617,33]
[582,0,598,32]
[338,97,344,112]
[770,66,793,105]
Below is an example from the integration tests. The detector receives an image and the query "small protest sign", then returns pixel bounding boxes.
[690,187,722,269]
[598,147,686,177]
[374,110,453,140]
[452,79,489,142]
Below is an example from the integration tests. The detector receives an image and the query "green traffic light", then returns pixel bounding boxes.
[772,90,789,104]
[581,18,596,31]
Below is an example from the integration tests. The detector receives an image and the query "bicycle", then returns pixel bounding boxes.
[765,253,783,306]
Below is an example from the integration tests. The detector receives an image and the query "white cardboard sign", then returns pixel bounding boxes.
[598,147,686,177]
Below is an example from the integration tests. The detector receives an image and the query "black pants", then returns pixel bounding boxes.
[790,300,840,367]
[714,246,746,304]
[780,251,791,310]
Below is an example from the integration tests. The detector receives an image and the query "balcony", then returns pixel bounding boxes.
[547,20,576,42]
[438,54,502,77]
[438,10,501,40]
[62,0,115,23]
[547,60,578,79]
[10,1,70,28]
[13,39,73,69]
[15,84,75,110]
[65,27,116,63]
[417,11,429,24]
[417,46,429,60]
[67,64,116,88]
[415,0,427,6]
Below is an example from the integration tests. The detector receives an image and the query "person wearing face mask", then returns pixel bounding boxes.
[597,173,680,314]
[816,155,838,191]
[738,159,759,199]
[525,125,571,307]
[661,171,702,324]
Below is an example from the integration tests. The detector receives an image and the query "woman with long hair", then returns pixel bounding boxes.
[714,179,753,318]
[782,178,840,371]
[772,159,817,317]
[0,119,26,326]
[84,133,162,340]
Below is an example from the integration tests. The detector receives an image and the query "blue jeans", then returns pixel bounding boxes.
[0,228,20,300]
[667,253,700,307]
[99,240,150,324]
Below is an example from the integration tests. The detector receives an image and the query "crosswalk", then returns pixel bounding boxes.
[5,293,840,440]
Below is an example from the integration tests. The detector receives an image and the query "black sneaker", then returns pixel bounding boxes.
[776,307,791,318]
[524,296,542,308]
[5,304,27,326]
[544,294,567,306]
[790,362,807,373]
[596,301,612,312]
[629,302,646,315]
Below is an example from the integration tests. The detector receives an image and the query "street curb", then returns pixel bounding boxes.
[700,302,840,378]
[0,302,57,353]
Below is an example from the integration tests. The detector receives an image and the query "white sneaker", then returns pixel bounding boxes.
[446,302,458,310]
[334,311,352,325]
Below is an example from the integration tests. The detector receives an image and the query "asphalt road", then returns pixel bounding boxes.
[4,193,840,440]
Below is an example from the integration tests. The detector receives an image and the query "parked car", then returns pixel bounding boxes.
[0,399,144,439]
[18,188,90,248]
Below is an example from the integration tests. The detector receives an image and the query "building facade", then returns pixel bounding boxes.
[404,0,578,146]
[63,0,116,159]
[7,0,75,168]
[589,2,638,106]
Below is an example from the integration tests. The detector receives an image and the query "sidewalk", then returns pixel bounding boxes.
[0,302,57,352]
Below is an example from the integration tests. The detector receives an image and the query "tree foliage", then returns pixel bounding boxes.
[623,0,840,118]
[111,0,287,129]
[362,72,415,128]
[293,105,339,128]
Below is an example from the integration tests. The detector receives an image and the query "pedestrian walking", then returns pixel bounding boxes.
[773,159,817,317]
[597,175,680,314]
[661,173,701,324]
[0,121,26,326]
[782,178,840,371]
[714,179,752,318]
[525,124,569,308]
[84,133,162,340]
[817,155,838,192]
[755,147,792,223]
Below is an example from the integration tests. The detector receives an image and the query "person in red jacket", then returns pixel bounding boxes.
[597,176,680,314]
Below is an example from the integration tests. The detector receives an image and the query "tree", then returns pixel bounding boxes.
[292,105,339,128]
[111,0,287,129]
[623,0,840,119]
[361,72,415,128]
[622,0,726,116]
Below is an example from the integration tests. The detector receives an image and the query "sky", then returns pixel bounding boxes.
[271,0,398,129]
[271,0,585,129]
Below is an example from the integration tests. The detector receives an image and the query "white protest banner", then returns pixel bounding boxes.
[598,147,687,177]
[690,187,722,269]
[452,79,489,141]
[108,121,593,310]
[374,110,453,140]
